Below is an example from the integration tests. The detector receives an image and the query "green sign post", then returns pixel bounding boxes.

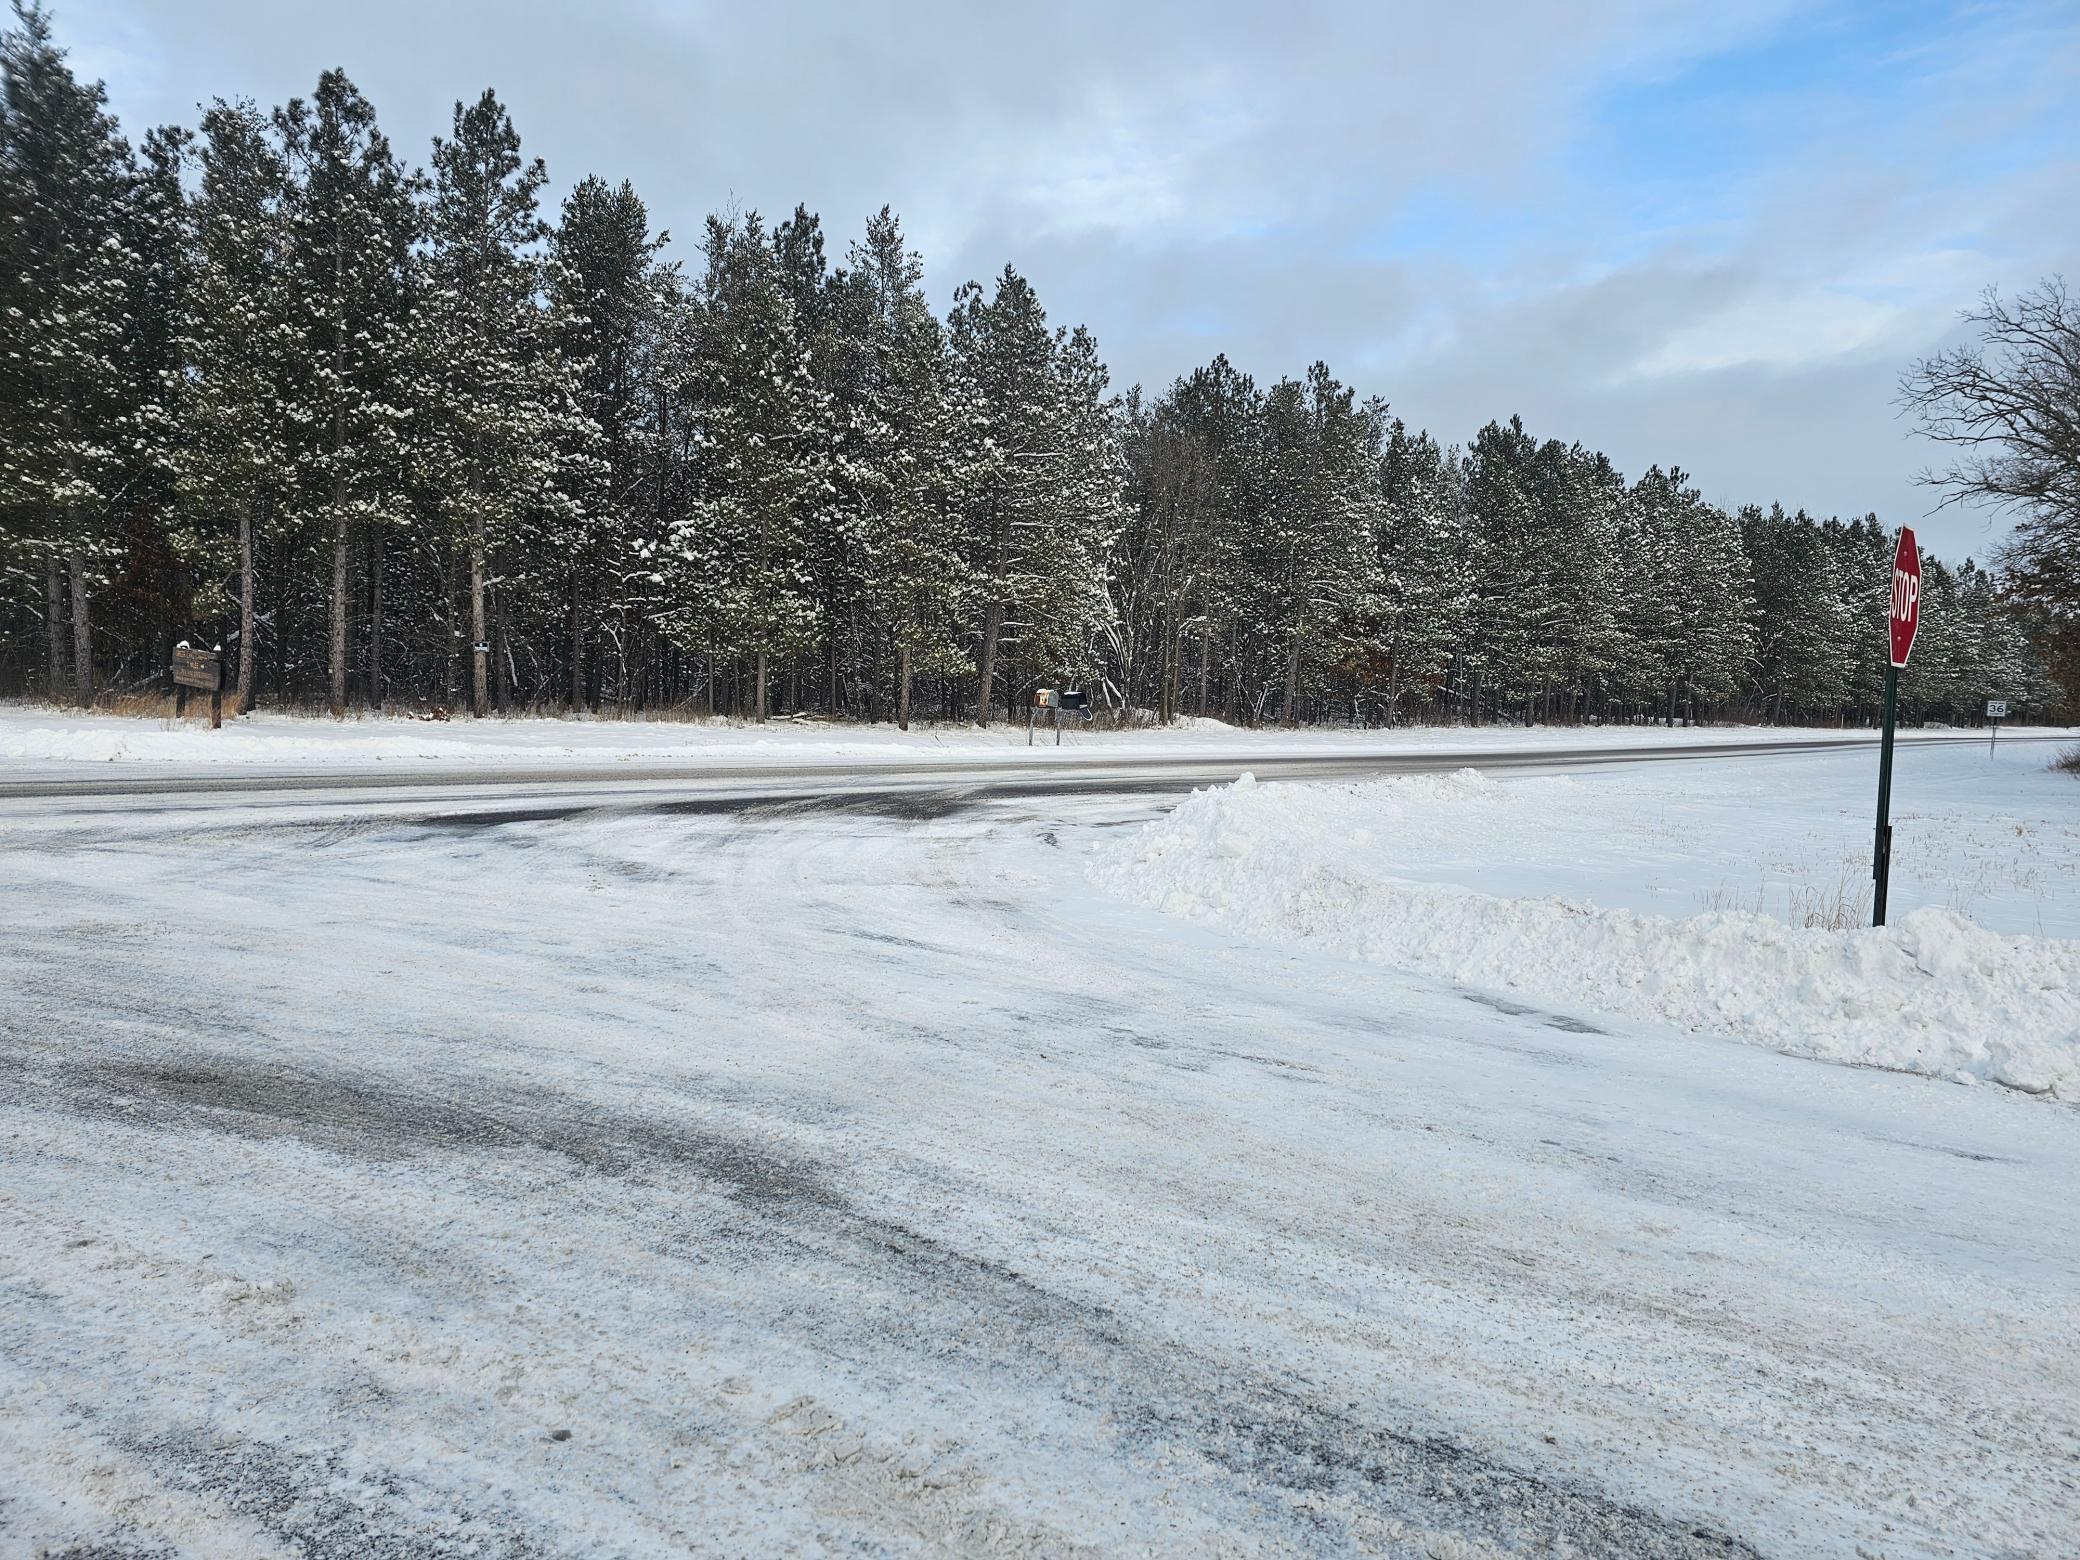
[1873,527,1920,927]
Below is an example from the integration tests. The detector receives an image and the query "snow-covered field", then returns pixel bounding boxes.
[1095,743,2080,1098]
[2,698,2060,770]
[2,739,2076,1555]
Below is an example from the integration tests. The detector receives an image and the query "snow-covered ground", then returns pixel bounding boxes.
[3,698,2063,769]
[1093,743,2080,1100]
[2,742,2076,1555]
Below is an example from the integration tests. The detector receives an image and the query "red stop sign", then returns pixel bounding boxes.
[1889,526,1921,668]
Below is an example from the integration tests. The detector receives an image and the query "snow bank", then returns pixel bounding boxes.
[5,701,2053,770]
[1093,771,2080,1100]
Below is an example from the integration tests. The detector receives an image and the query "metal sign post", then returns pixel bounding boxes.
[1873,529,1920,926]
[1986,698,2008,754]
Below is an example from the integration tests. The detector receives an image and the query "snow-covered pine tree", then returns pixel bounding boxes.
[277,70,418,716]
[1032,323,1127,693]
[845,207,971,729]
[1256,364,1378,726]
[1161,356,1266,720]
[629,262,704,706]
[1110,388,1224,722]
[1610,466,1686,723]
[110,124,193,680]
[550,175,661,709]
[416,88,582,719]
[1458,418,1546,721]
[174,100,293,712]
[660,213,826,721]
[948,268,1122,723]
[1740,505,1852,721]
[1374,419,1472,724]
[1623,466,1751,723]
[1673,483,1755,719]
[0,1,133,700]
[1823,514,1895,722]
[1532,442,1625,722]
[772,204,864,713]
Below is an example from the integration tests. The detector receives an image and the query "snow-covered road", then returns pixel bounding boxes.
[3,743,2076,1556]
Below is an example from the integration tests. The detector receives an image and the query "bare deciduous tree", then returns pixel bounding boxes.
[1902,277,2080,696]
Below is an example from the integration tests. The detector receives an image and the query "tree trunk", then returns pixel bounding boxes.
[1197,626,1210,719]
[272,525,290,704]
[44,556,67,695]
[492,573,510,712]
[975,601,1003,726]
[1159,594,1178,726]
[68,553,92,704]
[567,565,584,711]
[443,543,460,706]
[897,644,912,731]
[753,649,768,723]
[368,528,384,711]
[1280,639,1300,728]
[237,504,257,714]
[470,512,489,719]
[329,503,348,718]
[328,237,350,715]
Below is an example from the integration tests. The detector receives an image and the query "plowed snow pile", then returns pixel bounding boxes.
[1093,770,2080,1099]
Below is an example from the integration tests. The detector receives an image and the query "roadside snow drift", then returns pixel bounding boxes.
[1093,770,2080,1099]
[3,701,2060,770]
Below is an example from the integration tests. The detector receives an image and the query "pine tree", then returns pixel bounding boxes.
[1623,466,1750,722]
[1374,420,1472,724]
[1111,389,1222,722]
[551,175,661,709]
[774,203,865,713]
[1741,506,1852,720]
[110,124,193,681]
[948,267,1122,723]
[0,1,133,700]
[1163,355,1266,720]
[1461,417,1544,720]
[277,70,418,715]
[1257,364,1378,726]
[416,88,581,719]
[659,214,826,721]
[846,208,971,728]
[174,100,291,711]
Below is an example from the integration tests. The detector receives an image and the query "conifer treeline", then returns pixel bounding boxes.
[1,8,2063,726]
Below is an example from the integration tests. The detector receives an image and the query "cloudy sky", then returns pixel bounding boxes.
[66,0,2080,558]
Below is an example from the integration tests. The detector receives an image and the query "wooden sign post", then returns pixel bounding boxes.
[171,643,224,730]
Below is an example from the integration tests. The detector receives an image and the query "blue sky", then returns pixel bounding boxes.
[64,0,2080,559]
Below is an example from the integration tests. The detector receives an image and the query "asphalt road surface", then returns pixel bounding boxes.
[3,737,2074,1556]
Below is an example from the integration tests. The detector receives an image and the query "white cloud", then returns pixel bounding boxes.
[1628,287,1907,378]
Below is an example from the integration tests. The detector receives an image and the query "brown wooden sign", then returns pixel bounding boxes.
[171,644,225,728]
[172,645,221,692]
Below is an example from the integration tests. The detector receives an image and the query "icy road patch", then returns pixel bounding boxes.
[1093,753,2080,1099]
